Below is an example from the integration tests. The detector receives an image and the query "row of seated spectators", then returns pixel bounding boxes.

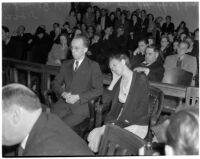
[2,5,199,86]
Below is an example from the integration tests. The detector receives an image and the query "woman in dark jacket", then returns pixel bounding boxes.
[87,54,149,153]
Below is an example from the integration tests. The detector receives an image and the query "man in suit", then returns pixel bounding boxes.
[52,34,103,127]
[2,83,94,156]
[134,45,164,82]
[163,41,197,78]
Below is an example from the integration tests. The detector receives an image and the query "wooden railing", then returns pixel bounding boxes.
[3,58,188,111]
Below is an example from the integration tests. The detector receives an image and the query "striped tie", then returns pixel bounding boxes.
[74,61,79,71]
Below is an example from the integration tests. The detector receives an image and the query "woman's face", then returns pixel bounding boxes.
[96,10,100,17]
[161,38,169,48]
[148,14,153,20]
[132,15,137,21]
[180,34,187,41]
[60,35,67,45]
[148,39,154,45]
[110,14,115,20]
[96,24,102,32]
[81,24,86,30]
[109,58,124,76]
[138,41,147,52]
[77,13,81,20]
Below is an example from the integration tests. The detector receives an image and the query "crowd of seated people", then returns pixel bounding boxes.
[2,4,199,86]
[2,3,199,157]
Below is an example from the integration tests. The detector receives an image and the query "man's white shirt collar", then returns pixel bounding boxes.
[21,134,29,149]
[74,57,84,70]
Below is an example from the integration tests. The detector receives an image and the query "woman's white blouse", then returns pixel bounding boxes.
[118,73,133,103]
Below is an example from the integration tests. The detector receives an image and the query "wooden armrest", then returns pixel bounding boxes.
[88,96,102,130]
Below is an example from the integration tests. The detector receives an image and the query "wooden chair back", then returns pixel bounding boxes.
[98,124,145,156]
[162,68,193,86]
[185,87,199,107]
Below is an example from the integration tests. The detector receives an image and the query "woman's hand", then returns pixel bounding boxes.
[55,59,61,64]
[108,71,121,91]
[87,125,106,153]
[133,48,140,56]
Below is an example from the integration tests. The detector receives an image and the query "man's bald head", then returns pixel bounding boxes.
[2,83,41,112]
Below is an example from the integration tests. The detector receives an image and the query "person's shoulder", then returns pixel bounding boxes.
[86,57,100,67]
[62,59,73,66]
[133,71,148,81]
[166,54,177,60]
[185,54,196,60]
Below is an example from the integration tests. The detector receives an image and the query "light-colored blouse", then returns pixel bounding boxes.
[46,44,68,66]
[118,72,133,103]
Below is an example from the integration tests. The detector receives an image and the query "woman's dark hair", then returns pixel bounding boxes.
[60,33,68,40]
[63,21,69,27]
[109,53,131,68]
[147,13,154,21]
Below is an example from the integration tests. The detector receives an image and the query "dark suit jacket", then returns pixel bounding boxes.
[161,22,174,34]
[22,112,94,156]
[139,60,164,82]
[104,72,149,128]
[52,57,103,116]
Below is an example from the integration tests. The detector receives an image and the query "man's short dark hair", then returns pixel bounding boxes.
[146,45,160,55]
[2,84,41,112]
[73,34,90,48]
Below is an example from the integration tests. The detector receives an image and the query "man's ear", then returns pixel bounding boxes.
[11,106,21,125]
[84,47,88,54]
[165,145,174,155]
[121,59,126,65]
[155,52,159,59]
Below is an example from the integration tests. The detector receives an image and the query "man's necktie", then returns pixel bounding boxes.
[17,145,24,156]
[74,61,79,71]
[176,57,182,68]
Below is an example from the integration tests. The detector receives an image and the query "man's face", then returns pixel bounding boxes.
[2,109,23,146]
[37,33,44,39]
[17,26,25,35]
[145,48,158,65]
[71,38,87,60]
[166,17,171,23]
[178,43,188,56]
[173,42,179,51]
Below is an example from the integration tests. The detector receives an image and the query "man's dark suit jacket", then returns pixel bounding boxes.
[52,57,103,120]
[104,72,150,128]
[21,112,94,156]
[161,22,175,34]
[139,60,165,82]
